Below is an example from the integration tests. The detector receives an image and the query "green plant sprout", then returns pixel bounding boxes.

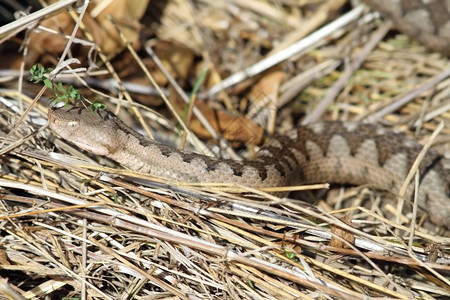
[30,64,107,113]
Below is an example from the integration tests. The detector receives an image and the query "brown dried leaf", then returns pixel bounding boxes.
[92,0,150,55]
[248,70,286,102]
[27,0,150,65]
[179,100,264,144]
[329,216,356,248]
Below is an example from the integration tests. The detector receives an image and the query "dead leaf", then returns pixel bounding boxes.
[173,99,264,144]
[26,0,150,65]
[329,216,355,249]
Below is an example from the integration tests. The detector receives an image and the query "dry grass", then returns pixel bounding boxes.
[0,0,449,299]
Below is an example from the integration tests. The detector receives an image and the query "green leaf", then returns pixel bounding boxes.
[43,79,53,89]
[92,102,107,109]
[285,251,295,259]
[248,280,255,289]
[29,65,43,83]
[30,64,38,73]
[192,67,208,95]
[68,86,79,98]
[58,81,66,93]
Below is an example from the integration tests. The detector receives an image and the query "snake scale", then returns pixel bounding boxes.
[47,1,450,228]
[48,106,450,228]
[363,0,450,55]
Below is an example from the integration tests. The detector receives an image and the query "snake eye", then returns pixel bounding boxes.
[68,121,78,128]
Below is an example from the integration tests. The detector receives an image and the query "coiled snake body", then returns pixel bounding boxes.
[48,107,450,228]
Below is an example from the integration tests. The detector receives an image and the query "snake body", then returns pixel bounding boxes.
[46,1,450,228]
[363,0,450,55]
[48,106,450,228]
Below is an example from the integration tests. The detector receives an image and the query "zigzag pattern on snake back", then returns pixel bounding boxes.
[47,106,450,228]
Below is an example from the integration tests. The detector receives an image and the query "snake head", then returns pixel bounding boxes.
[48,105,120,156]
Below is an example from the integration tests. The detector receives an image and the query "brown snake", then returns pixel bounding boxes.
[48,106,450,228]
[363,0,450,55]
[47,1,450,228]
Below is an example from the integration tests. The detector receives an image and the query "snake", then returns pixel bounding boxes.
[47,106,450,228]
[363,0,450,55]
[46,1,450,228]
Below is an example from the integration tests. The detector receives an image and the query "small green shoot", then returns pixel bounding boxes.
[283,248,299,263]
[30,64,107,113]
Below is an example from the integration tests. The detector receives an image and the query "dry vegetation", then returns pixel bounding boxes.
[0,0,449,299]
